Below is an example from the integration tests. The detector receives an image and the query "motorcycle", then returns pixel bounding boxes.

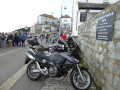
[25,37,92,90]
[26,36,81,59]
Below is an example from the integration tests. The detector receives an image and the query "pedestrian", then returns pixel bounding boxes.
[5,33,8,46]
[0,32,1,48]
[14,33,19,47]
[19,34,22,46]
[49,34,54,42]
[45,33,49,43]
[12,34,15,46]
[8,33,13,47]
[40,33,44,42]
[61,32,67,40]
[21,33,26,47]
[1,32,6,48]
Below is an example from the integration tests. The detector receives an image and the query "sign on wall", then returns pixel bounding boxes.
[96,10,116,41]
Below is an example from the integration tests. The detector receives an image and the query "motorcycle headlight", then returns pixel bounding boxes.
[75,59,79,63]
[26,53,35,60]
[61,45,64,48]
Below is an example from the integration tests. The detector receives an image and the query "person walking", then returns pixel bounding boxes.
[19,34,22,46]
[14,34,19,47]
[61,32,67,40]
[40,33,44,42]
[0,33,1,48]
[12,34,15,46]
[1,32,6,48]
[8,33,13,47]
[45,33,49,43]
[49,34,54,42]
[5,33,8,47]
[21,33,26,47]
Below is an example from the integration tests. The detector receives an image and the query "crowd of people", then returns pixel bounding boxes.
[0,31,72,48]
[0,32,26,48]
[34,32,72,44]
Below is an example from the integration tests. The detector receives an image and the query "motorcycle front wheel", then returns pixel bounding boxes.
[71,69,92,90]
[27,62,41,81]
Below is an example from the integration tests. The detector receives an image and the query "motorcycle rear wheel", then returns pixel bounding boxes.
[27,62,41,81]
[71,69,92,90]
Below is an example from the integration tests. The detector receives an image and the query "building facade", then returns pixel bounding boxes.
[59,15,72,32]
[37,14,58,25]
[72,0,119,36]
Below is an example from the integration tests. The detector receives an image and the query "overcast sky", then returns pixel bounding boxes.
[0,0,73,32]
[0,0,119,33]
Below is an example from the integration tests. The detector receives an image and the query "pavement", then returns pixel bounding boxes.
[38,40,96,90]
[0,40,96,90]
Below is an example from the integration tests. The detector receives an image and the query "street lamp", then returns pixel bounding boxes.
[61,5,66,17]
[25,26,28,37]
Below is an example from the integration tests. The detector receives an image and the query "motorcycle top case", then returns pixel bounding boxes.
[27,37,39,46]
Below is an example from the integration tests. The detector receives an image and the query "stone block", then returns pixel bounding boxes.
[114,31,120,40]
[97,46,103,54]
[113,75,120,89]
[103,81,115,90]
[103,59,114,73]
[107,41,115,51]
[114,20,120,30]
[116,7,120,20]
[113,61,120,75]
[116,42,120,53]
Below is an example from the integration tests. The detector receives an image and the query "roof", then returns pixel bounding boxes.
[78,2,111,10]
[40,14,57,19]
[61,15,71,18]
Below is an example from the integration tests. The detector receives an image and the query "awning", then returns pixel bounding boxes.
[78,2,111,10]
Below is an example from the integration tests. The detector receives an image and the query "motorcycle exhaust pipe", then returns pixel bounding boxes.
[36,61,48,76]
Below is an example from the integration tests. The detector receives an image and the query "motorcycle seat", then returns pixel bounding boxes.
[33,45,49,51]
[34,50,50,60]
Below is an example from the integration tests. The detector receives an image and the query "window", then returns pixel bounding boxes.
[80,12,87,22]
[64,19,67,22]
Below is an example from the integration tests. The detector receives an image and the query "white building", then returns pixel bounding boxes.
[37,14,58,25]
[72,0,119,36]
[60,15,72,32]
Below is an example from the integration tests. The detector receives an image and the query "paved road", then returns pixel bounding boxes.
[0,42,96,90]
[0,47,45,90]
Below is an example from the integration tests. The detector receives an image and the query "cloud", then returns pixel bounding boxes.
[0,0,72,32]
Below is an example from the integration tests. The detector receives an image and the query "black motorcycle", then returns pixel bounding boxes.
[27,36,81,59]
[25,37,92,90]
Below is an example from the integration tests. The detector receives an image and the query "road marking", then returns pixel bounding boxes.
[0,64,28,90]
[0,48,23,57]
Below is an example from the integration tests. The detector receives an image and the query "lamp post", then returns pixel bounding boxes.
[61,5,66,17]
[60,5,66,34]
[25,26,28,38]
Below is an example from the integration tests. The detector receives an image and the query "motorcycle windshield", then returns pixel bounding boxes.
[57,38,68,48]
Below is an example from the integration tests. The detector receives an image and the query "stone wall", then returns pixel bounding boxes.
[76,1,120,90]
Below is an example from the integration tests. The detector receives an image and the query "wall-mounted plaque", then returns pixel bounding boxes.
[96,10,116,41]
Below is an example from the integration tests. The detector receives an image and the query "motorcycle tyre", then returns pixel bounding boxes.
[70,69,92,90]
[27,62,41,81]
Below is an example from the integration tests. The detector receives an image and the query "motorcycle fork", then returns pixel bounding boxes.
[35,61,48,76]
[76,64,84,81]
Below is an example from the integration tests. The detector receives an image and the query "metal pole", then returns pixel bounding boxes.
[61,5,62,17]
[72,0,74,33]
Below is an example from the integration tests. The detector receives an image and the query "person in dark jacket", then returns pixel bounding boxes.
[19,34,22,46]
[14,34,19,47]
[8,33,13,47]
[45,33,49,43]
